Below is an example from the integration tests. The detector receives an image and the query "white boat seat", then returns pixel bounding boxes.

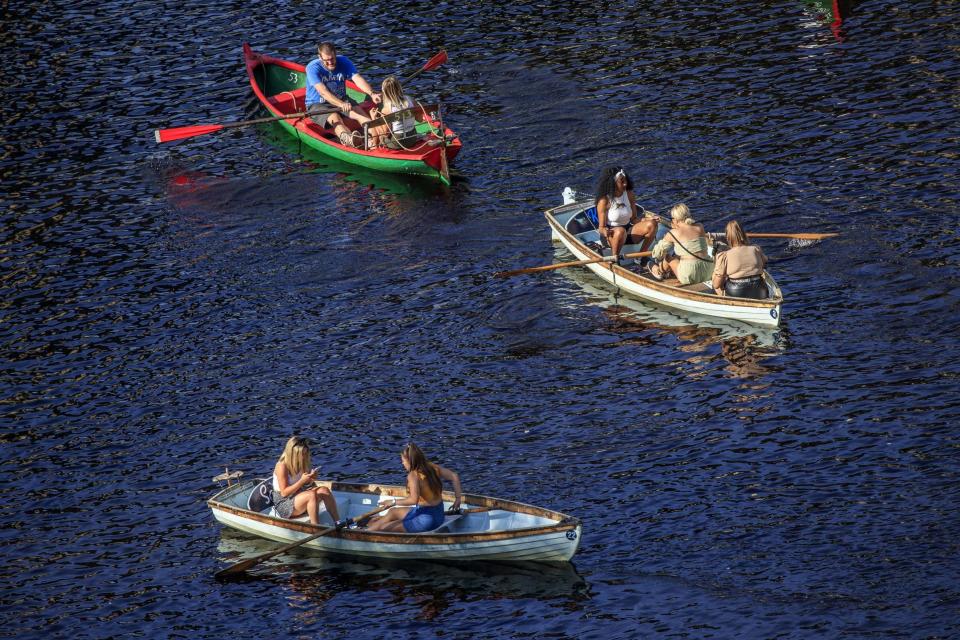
[421,514,463,534]
[265,497,347,526]
[577,230,601,244]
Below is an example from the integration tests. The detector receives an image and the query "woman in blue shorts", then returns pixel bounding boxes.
[366,443,462,533]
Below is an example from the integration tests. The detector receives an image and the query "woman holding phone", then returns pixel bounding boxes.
[272,436,340,524]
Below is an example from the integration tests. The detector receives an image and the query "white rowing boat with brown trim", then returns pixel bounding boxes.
[209,479,582,563]
[546,198,784,327]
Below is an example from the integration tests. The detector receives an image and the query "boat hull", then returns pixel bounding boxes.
[546,200,783,327]
[243,43,461,182]
[209,480,581,563]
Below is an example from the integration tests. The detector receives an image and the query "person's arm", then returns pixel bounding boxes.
[437,465,462,510]
[627,189,639,224]
[275,461,316,498]
[597,199,609,239]
[651,236,673,261]
[712,251,727,294]
[758,246,767,269]
[315,83,351,113]
[351,73,381,104]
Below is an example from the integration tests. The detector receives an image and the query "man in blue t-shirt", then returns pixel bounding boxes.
[305,41,381,148]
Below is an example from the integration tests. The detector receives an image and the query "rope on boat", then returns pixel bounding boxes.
[278,90,305,156]
[374,100,436,152]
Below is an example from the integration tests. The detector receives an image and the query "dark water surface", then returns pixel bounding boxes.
[3,0,959,638]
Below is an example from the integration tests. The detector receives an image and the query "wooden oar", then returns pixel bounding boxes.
[746,232,839,240]
[214,501,391,579]
[403,49,447,84]
[496,251,653,278]
[154,107,340,143]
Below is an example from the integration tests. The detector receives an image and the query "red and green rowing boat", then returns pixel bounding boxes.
[243,43,461,184]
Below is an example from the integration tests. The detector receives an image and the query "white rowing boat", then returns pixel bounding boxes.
[209,479,582,563]
[546,196,784,327]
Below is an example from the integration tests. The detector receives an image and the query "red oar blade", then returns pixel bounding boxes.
[421,49,447,73]
[154,123,225,143]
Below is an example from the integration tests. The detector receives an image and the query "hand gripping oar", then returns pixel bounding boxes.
[496,250,653,278]
[155,107,339,143]
[214,501,393,579]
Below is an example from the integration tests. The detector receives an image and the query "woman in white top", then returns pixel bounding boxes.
[595,167,658,263]
[367,76,418,149]
[272,436,340,524]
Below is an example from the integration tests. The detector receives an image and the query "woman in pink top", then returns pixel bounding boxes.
[711,220,769,299]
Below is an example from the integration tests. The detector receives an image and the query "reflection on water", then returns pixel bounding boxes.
[554,256,784,378]
[217,529,589,620]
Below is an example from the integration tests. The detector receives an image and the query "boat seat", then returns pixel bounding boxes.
[265,496,349,525]
[420,513,463,534]
[576,230,601,244]
[267,88,306,113]
[679,281,714,293]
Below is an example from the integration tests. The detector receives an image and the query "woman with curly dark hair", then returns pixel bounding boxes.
[595,167,658,263]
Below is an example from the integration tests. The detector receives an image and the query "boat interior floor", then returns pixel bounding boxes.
[269,505,466,535]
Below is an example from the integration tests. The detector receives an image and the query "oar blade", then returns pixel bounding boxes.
[155,124,225,143]
[215,559,257,579]
[746,232,839,241]
[421,49,448,73]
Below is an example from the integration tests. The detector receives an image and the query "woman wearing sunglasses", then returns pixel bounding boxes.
[272,436,341,525]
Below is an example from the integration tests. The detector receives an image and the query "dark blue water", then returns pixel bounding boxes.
[3,0,959,637]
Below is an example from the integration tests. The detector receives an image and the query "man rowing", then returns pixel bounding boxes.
[305,42,381,148]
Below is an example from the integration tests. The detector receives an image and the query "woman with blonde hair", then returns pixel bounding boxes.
[366,75,418,149]
[366,443,462,533]
[712,220,769,299]
[649,203,714,284]
[272,436,340,525]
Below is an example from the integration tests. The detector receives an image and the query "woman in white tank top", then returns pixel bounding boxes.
[595,167,658,264]
[367,76,419,149]
[271,436,340,524]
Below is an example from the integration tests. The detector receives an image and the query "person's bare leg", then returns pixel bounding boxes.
[609,227,626,258]
[316,487,339,521]
[366,507,408,531]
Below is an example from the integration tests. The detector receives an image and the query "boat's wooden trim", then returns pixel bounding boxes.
[208,480,579,546]
[544,207,783,308]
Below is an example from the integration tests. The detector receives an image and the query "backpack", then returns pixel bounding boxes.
[247,479,274,512]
